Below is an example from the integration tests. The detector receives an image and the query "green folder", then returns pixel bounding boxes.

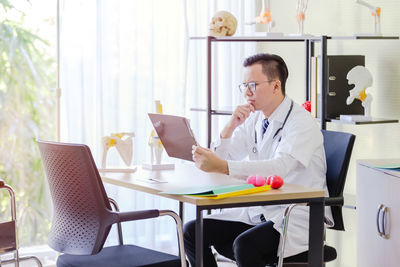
[160,184,271,199]
[374,163,400,171]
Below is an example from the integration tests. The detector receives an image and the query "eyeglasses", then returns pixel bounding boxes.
[238,80,274,93]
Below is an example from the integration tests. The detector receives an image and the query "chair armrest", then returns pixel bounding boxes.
[116,209,187,267]
[118,209,160,222]
[0,181,17,221]
[108,198,123,245]
[159,210,187,267]
[325,197,343,207]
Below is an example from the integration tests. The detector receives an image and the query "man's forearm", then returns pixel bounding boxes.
[217,158,229,175]
[220,124,235,139]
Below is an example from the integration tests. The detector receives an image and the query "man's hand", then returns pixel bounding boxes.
[221,104,254,138]
[192,145,229,174]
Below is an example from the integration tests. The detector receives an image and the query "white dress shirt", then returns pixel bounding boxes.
[208,96,332,258]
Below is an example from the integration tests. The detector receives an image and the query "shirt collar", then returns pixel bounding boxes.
[265,96,291,124]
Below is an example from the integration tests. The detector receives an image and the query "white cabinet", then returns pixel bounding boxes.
[357,159,400,267]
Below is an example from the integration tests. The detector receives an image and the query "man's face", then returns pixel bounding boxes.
[242,63,279,111]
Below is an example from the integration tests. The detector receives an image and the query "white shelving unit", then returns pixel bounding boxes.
[190,35,399,147]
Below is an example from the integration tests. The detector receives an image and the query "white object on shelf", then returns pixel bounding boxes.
[354,0,382,36]
[295,0,308,35]
[101,132,135,169]
[346,65,373,117]
[339,114,372,122]
[98,166,137,173]
[209,11,237,37]
[142,163,175,170]
[248,0,281,36]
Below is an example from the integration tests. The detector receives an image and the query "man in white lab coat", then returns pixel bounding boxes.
[183,53,331,267]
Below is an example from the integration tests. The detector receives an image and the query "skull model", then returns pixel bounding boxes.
[209,11,237,36]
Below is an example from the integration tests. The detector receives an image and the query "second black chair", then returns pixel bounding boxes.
[276,129,356,266]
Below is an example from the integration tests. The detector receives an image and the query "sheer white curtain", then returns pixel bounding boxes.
[60,0,256,254]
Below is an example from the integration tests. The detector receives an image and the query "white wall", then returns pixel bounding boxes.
[256,1,400,266]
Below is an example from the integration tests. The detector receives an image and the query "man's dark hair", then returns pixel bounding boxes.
[243,53,289,95]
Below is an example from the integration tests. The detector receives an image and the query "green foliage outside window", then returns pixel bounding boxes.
[0,0,55,246]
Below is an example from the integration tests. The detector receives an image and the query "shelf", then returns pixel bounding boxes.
[192,33,399,146]
[189,35,321,42]
[328,118,399,125]
[190,35,399,42]
[190,107,232,115]
[329,35,399,40]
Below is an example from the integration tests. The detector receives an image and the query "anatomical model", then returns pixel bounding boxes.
[355,0,381,35]
[346,65,373,118]
[143,100,174,171]
[209,10,237,36]
[148,100,164,164]
[296,0,308,35]
[149,131,163,164]
[247,0,275,33]
[256,0,274,32]
[101,132,135,169]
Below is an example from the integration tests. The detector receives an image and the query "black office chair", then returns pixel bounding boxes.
[276,129,356,267]
[38,140,187,267]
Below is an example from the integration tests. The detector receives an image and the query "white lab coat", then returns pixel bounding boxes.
[208,97,333,258]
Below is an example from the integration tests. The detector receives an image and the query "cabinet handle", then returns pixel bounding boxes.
[376,204,384,236]
[381,205,390,239]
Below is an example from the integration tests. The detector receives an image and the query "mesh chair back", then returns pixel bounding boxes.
[322,130,355,231]
[38,141,118,255]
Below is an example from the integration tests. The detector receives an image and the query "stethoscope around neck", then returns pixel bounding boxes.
[252,100,294,154]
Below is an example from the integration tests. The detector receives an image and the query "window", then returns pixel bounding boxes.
[0,0,56,247]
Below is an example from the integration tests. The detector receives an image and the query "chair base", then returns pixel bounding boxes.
[1,255,42,267]
[57,245,183,267]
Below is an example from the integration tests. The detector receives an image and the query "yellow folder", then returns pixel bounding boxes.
[196,185,271,199]
[160,184,271,199]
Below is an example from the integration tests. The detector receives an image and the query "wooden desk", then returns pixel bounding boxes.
[102,163,325,267]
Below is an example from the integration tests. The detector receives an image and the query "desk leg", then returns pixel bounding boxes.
[308,200,324,267]
[195,207,203,267]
